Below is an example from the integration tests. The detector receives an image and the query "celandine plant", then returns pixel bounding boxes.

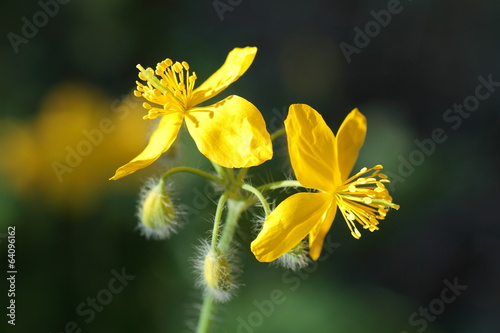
[110,47,400,333]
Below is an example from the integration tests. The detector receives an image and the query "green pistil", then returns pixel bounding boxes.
[137,65,168,93]
[339,193,399,210]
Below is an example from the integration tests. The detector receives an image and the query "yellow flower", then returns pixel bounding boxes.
[110,47,272,180]
[251,104,400,262]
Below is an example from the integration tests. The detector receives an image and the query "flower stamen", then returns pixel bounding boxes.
[135,59,198,120]
[336,165,399,239]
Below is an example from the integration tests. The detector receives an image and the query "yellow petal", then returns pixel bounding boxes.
[191,47,257,105]
[336,108,367,182]
[285,104,340,192]
[251,192,332,262]
[109,112,183,180]
[308,199,337,260]
[185,95,272,168]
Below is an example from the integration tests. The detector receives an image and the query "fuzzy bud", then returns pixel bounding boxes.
[137,178,178,239]
[275,241,310,271]
[201,248,236,303]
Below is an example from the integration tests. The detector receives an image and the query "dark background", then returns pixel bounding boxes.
[0,0,499,332]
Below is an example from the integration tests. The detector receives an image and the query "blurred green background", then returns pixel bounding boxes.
[1,1,499,332]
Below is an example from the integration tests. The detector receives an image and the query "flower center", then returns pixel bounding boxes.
[135,59,198,120]
[335,165,399,239]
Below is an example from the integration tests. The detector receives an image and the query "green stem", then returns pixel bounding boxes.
[218,198,247,252]
[161,166,221,184]
[196,198,247,333]
[209,161,226,179]
[211,192,229,252]
[241,184,271,217]
[196,293,215,333]
[257,180,302,192]
[236,167,248,181]
[270,127,286,141]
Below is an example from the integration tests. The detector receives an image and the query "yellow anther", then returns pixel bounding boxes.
[351,228,361,239]
[357,178,367,184]
[173,62,183,73]
[335,164,398,240]
[134,56,198,118]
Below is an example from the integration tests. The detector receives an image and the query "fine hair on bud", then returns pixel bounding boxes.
[274,240,310,271]
[136,177,180,240]
[194,240,238,303]
[251,200,277,235]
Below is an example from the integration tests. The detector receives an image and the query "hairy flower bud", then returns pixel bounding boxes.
[203,249,235,302]
[275,240,310,271]
[195,242,237,303]
[137,178,178,239]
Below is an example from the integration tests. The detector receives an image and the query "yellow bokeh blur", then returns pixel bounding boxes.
[0,82,149,212]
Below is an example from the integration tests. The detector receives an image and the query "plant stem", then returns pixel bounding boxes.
[218,198,246,252]
[161,166,221,184]
[211,192,229,252]
[196,293,215,333]
[236,167,248,181]
[257,179,302,192]
[209,160,226,179]
[270,127,286,141]
[241,184,271,217]
[195,197,247,333]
